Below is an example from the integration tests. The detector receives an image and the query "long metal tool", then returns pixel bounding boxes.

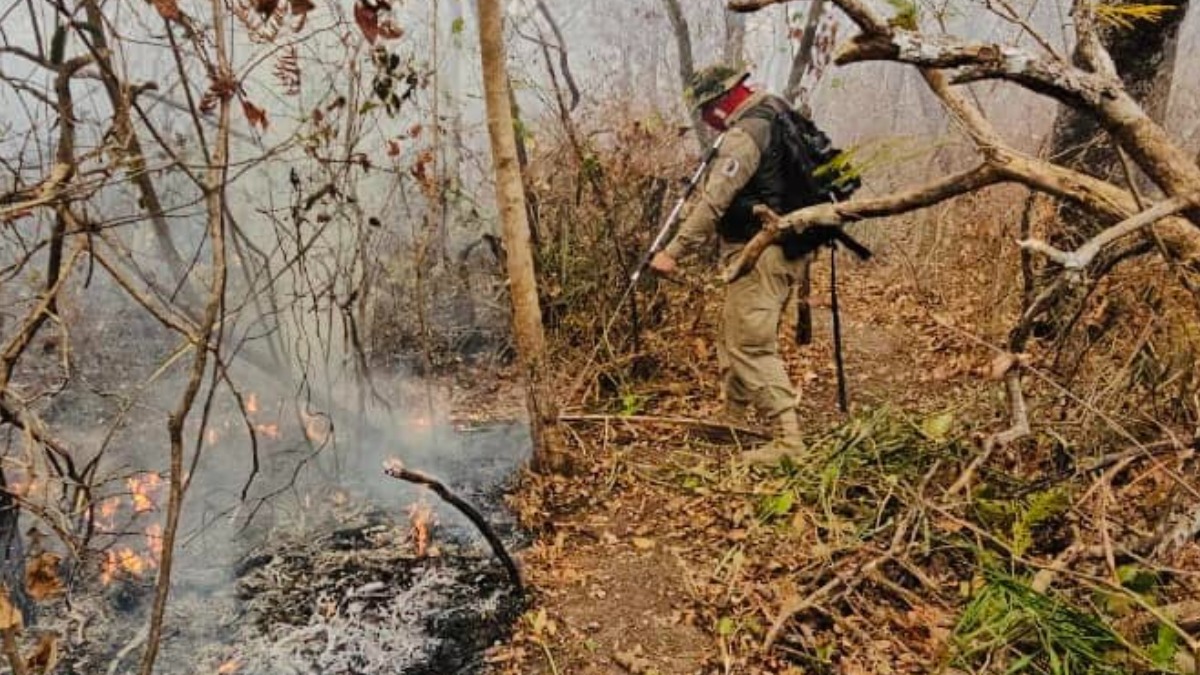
[629,132,727,284]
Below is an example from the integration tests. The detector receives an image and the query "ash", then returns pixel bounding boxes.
[227,513,522,675]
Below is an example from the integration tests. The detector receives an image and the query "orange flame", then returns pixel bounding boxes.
[255,423,281,440]
[407,501,435,557]
[101,547,153,584]
[93,497,120,532]
[218,658,244,675]
[246,393,260,414]
[127,473,163,513]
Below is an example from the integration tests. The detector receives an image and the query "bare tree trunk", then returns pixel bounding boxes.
[783,0,826,105]
[1048,0,1190,240]
[79,0,192,294]
[660,0,709,148]
[724,9,747,67]
[1039,0,1192,337]
[478,0,568,473]
[535,0,581,110]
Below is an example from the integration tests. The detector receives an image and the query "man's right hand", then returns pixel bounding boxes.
[649,251,678,276]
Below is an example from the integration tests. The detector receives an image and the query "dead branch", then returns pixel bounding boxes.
[724,164,1001,282]
[836,32,1118,108]
[946,369,1030,497]
[383,460,524,594]
[1019,193,1196,271]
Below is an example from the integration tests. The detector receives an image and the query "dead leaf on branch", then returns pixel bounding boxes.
[241,99,269,131]
[252,0,279,19]
[354,0,403,44]
[149,0,183,21]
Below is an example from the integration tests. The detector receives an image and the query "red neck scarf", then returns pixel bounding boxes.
[702,83,755,131]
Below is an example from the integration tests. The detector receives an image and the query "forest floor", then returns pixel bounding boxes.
[471,237,1200,674]
[476,249,1013,674]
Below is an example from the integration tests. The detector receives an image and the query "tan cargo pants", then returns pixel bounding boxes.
[718,243,803,420]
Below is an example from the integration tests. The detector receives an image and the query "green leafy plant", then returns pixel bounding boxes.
[954,569,1127,674]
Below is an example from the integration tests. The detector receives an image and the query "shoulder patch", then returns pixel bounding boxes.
[720,157,741,177]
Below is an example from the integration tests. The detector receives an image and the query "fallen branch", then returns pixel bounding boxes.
[1019,193,1196,272]
[383,459,524,595]
[724,164,1001,282]
[560,413,770,440]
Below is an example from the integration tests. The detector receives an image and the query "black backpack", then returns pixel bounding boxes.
[766,102,867,260]
[773,105,861,209]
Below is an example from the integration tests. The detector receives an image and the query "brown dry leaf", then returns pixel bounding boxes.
[149,0,182,20]
[25,632,58,674]
[353,1,380,43]
[613,646,656,674]
[241,100,269,131]
[25,552,64,601]
[0,586,23,630]
[631,537,655,550]
[252,0,278,18]
[377,19,404,40]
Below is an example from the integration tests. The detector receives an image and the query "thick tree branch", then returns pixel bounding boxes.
[1019,194,1196,271]
[724,163,1003,281]
[836,31,1118,108]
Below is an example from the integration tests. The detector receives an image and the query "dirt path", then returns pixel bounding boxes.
[488,260,988,674]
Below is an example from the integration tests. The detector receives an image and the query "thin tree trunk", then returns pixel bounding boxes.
[724,9,747,67]
[1048,0,1190,241]
[783,0,826,105]
[660,0,709,148]
[478,0,568,473]
[79,0,192,294]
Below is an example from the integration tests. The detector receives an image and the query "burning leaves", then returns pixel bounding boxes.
[407,500,437,557]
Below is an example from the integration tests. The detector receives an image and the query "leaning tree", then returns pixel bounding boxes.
[726,0,1200,539]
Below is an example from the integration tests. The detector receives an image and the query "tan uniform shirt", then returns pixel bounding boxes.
[663,91,769,262]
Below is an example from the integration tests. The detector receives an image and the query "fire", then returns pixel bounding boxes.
[246,392,259,414]
[255,423,281,440]
[206,428,220,445]
[127,473,163,513]
[93,497,120,532]
[101,546,155,584]
[407,501,435,557]
[218,658,244,675]
[410,416,433,429]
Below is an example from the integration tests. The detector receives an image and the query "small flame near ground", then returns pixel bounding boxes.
[407,500,436,557]
[217,657,244,675]
[92,472,167,585]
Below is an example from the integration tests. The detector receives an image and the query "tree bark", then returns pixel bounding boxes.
[783,0,827,105]
[660,0,709,148]
[1047,0,1191,243]
[724,9,747,67]
[478,0,568,473]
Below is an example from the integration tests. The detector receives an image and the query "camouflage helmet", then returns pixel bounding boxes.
[686,65,750,110]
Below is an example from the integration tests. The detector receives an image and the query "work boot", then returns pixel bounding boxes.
[741,408,807,466]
